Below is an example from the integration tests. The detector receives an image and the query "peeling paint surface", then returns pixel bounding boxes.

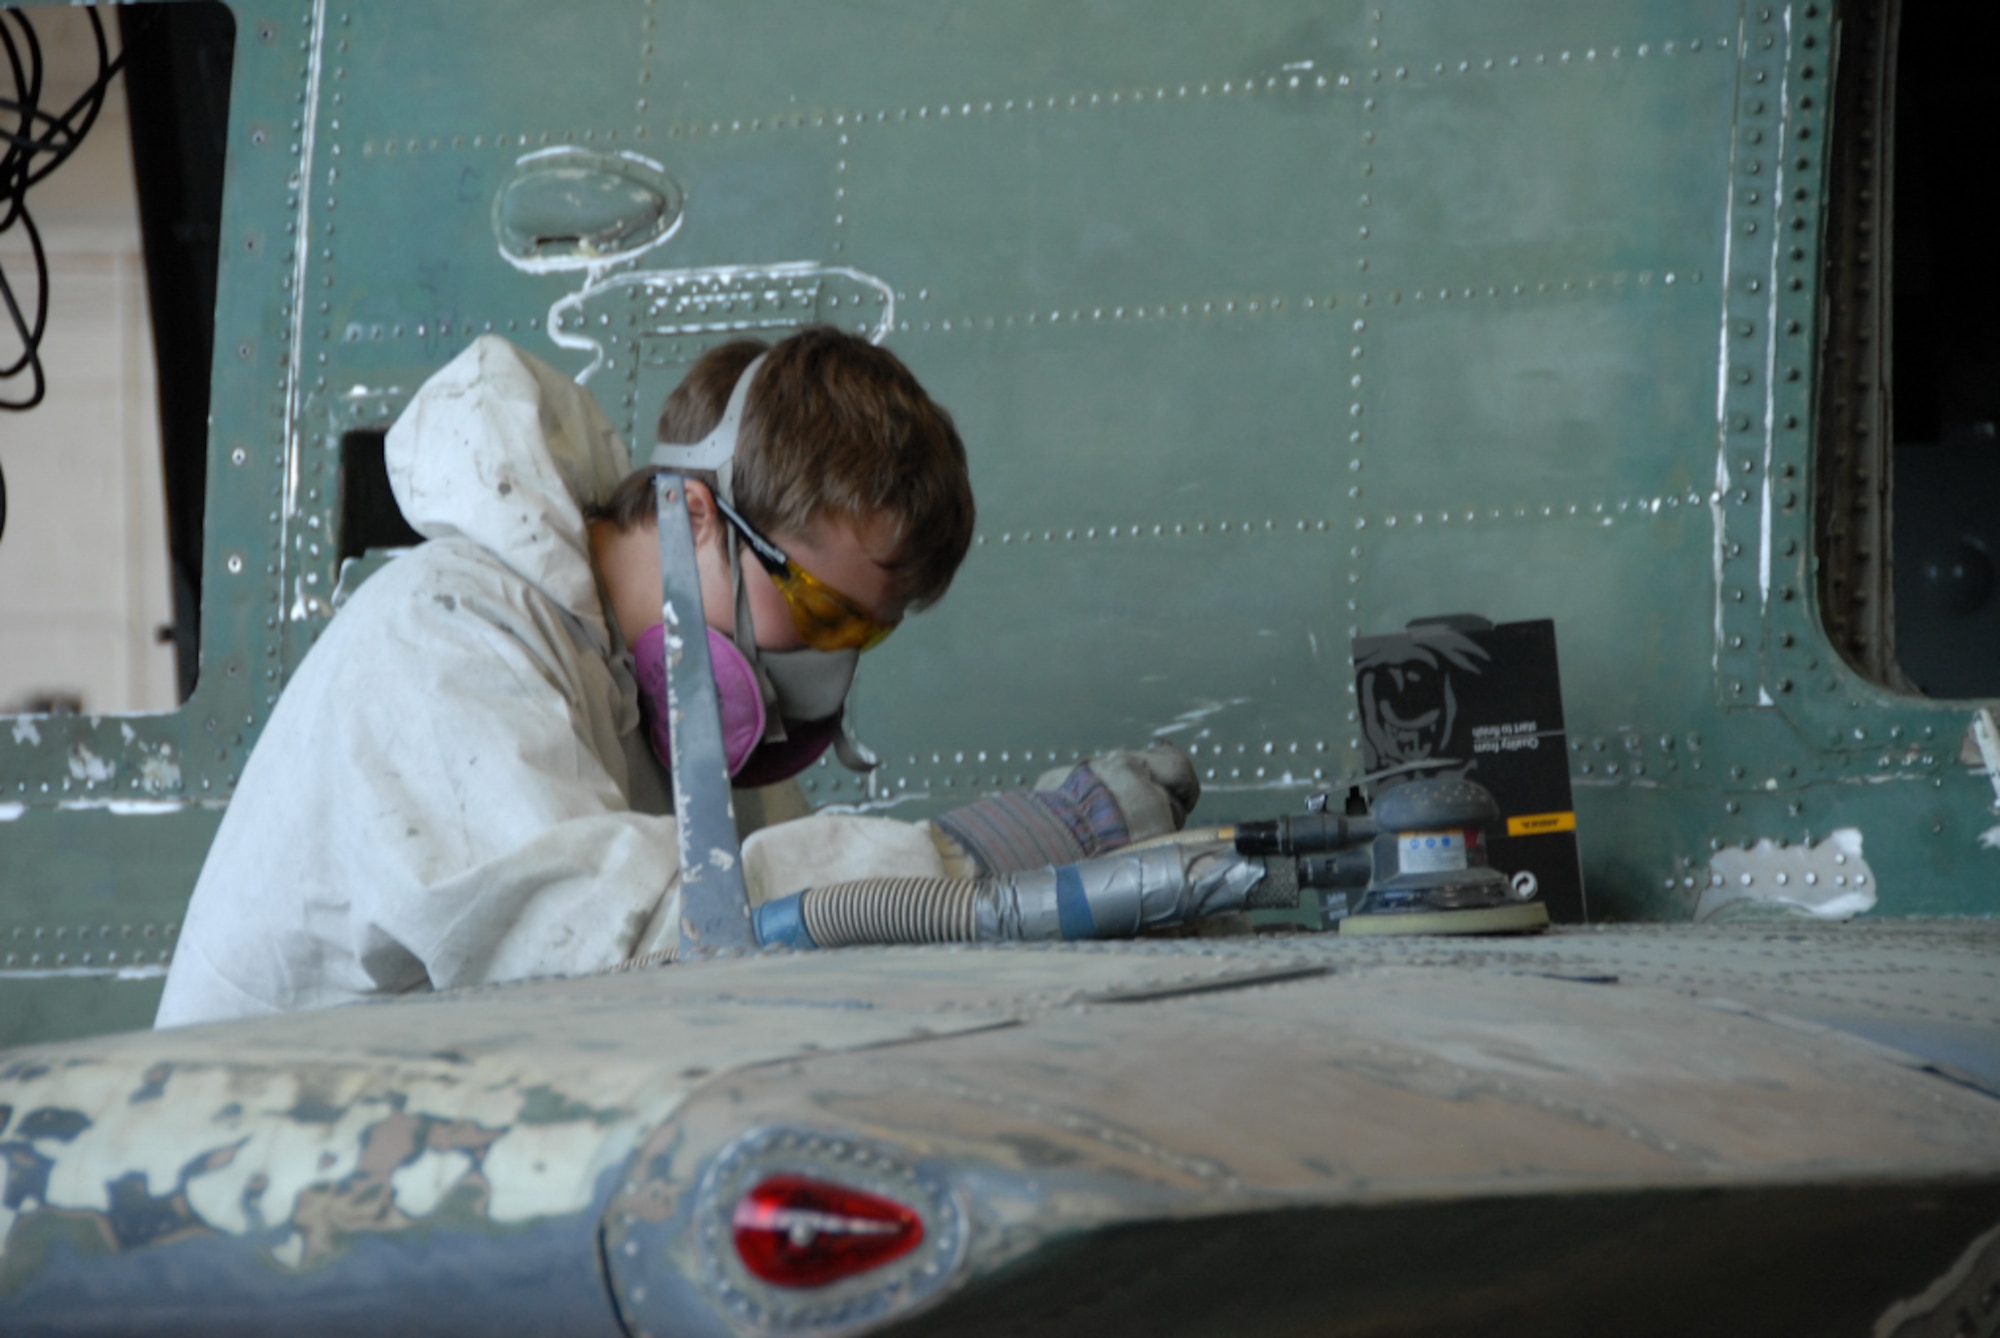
[1699,828,1877,921]
[3,927,1999,1335]
[0,970,1013,1293]
[65,747,114,784]
[132,747,182,794]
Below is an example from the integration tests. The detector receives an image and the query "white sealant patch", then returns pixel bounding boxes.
[1698,828,1875,922]
[57,800,187,815]
[137,757,183,792]
[135,746,182,793]
[0,803,23,822]
[1980,826,2000,853]
[1973,708,2000,809]
[68,745,116,784]
[1153,697,1253,740]
[0,965,169,982]
[12,717,42,746]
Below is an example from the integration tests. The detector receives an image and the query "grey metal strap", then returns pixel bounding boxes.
[653,475,756,953]
[648,353,767,490]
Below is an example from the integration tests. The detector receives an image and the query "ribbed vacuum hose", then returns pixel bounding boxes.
[798,876,984,947]
[755,842,1285,950]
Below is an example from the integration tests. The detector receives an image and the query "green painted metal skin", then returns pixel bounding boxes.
[3,6,2000,1322]
[0,3,1994,1034]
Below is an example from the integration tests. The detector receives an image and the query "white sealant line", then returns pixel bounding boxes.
[1758,22,1792,632]
[56,799,189,815]
[1152,698,1253,738]
[283,0,329,622]
[1709,11,1747,677]
[1973,707,2000,809]
[0,965,168,982]
[546,262,897,384]
[497,146,682,277]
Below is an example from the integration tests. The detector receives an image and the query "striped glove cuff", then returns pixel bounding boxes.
[932,765,1130,875]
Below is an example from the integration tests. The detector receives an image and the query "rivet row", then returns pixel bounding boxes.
[898,291,1319,333]
[809,765,1342,794]
[1357,493,1712,533]
[656,37,1738,145]
[979,518,1334,545]
[892,268,1696,340]
[341,316,533,342]
[1421,35,1731,77]
[0,950,175,969]
[669,73,1354,141]
[358,125,639,156]
[4,923,178,941]
[1377,269,1705,304]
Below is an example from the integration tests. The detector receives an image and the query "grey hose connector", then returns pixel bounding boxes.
[755,843,1289,950]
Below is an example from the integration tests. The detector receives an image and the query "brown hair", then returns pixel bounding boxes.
[591,327,974,610]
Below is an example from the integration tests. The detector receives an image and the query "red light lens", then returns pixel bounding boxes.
[732,1175,924,1288]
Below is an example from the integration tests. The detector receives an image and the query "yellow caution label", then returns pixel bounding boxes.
[1507,811,1577,837]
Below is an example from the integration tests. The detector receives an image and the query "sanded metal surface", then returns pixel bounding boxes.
[636,926,2000,1195]
[3,922,1998,1333]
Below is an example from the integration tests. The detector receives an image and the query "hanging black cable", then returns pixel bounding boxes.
[1,6,127,411]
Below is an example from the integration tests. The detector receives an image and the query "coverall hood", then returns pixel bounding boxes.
[385,335,633,648]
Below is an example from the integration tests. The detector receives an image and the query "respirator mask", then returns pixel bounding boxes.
[640,354,882,785]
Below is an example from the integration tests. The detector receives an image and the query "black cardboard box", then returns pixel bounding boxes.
[1351,616,1588,923]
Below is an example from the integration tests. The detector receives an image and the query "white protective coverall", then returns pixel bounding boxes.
[155,337,948,1028]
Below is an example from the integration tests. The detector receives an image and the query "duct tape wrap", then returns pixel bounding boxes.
[996,845,1263,940]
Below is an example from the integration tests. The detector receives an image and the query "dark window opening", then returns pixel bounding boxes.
[337,430,424,564]
[1818,0,2000,699]
[1886,2,2000,698]
[121,3,235,702]
[0,4,229,715]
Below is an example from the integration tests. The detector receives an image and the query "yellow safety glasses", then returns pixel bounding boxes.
[713,494,898,653]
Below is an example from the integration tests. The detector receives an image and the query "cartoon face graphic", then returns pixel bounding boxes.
[1356,628,1491,772]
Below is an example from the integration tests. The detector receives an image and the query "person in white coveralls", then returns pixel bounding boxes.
[156,328,1197,1027]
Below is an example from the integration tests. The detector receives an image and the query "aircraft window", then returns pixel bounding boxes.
[1884,3,2000,698]
[337,430,424,565]
[0,3,232,714]
[1820,1,2000,699]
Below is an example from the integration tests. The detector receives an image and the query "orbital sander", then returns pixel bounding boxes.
[1231,773,1549,936]
[756,771,1550,952]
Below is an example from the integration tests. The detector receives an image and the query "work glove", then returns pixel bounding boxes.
[931,742,1200,875]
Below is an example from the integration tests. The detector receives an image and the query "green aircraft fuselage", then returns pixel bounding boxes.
[0,0,1996,1049]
